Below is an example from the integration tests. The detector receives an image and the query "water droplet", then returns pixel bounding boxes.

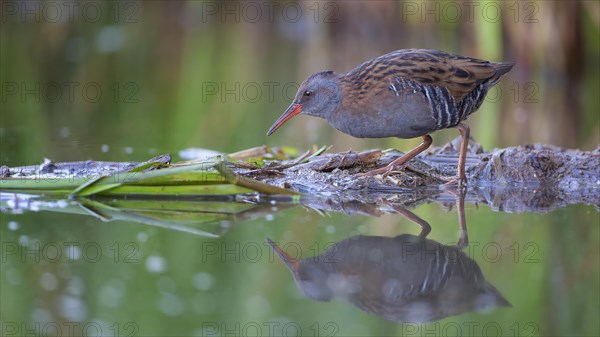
[158,293,184,317]
[66,276,85,295]
[145,255,167,273]
[137,232,148,242]
[99,279,125,308]
[96,26,124,53]
[5,267,22,285]
[40,272,58,291]
[60,295,87,321]
[31,308,53,324]
[192,272,215,291]
[59,127,71,138]
[7,221,19,231]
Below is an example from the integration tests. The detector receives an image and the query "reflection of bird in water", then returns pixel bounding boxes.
[267,234,511,323]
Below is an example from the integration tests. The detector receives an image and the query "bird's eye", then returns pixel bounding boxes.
[303,90,312,97]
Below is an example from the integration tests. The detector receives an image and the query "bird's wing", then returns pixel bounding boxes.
[346,49,500,102]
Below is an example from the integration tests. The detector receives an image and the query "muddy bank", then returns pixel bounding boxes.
[2,143,598,213]
[242,143,599,212]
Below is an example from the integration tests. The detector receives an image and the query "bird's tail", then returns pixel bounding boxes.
[484,281,513,308]
[488,62,515,86]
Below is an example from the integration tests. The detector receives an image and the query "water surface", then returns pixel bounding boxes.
[2,194,598,337]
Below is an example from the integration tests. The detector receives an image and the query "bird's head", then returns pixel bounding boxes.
[267,71,341,136]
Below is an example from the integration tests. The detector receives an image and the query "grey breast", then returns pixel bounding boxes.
[329,78,440,139]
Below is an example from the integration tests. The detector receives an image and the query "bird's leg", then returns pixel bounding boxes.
[440,187,469,248]
[455,188,468,249]
[456,123,470,183]
[389,204,432,239]
[444,123,470,187]
[363,135,433,176]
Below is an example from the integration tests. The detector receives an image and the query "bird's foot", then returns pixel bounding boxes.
[360,164,398,178]
[442,175,467,189]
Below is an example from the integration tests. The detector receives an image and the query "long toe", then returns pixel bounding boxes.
[442,175,467,189]
[361,164,395,177]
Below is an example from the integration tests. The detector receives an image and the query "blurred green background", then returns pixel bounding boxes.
[1,0,599,165]
[1,1,599,337]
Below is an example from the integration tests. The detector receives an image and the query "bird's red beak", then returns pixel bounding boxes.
[266,238,300,271]
[266,103,303,136]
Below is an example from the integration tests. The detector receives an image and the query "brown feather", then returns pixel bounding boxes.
[341,49,513,102]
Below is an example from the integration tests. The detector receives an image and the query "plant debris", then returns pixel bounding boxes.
[1,142,598,212]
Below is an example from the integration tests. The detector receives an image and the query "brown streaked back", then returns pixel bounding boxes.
[341,49,514,102]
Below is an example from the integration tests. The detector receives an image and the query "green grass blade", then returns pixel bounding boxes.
[70,160,223,197]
